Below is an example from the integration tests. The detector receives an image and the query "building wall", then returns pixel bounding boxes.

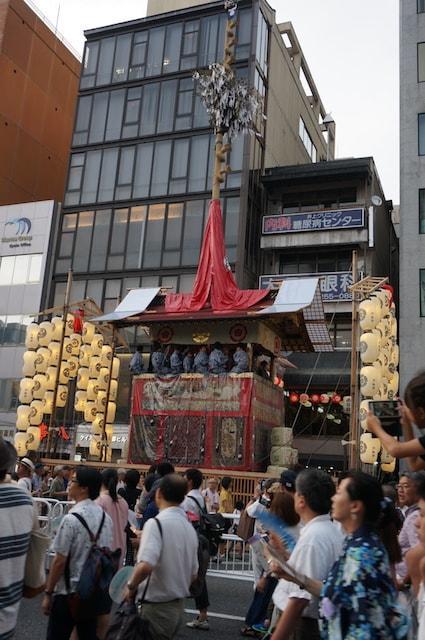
[147,0,214,15]
[0,0,80,206]
[0,199,56,438]
[399,0,425,391]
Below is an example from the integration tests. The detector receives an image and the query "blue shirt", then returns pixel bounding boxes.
[170,351,183,374]
[209,349,227,374]
[320,526,408,639]
[183,355,193,373]
[231,349,249,373]
[194,351,209,374]
[151,351,164,374]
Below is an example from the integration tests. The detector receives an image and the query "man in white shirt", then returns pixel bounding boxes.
[124,474,198,640]
[182,468,210,631]
[42,466,114,640]
[17,457,34,492]
[271,469,344,640]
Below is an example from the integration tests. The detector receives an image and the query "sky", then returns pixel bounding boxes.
[31,0,399,201]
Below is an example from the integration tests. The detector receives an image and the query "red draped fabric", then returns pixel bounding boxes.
[166,199,269,312]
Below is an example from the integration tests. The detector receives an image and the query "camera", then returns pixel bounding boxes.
[369,400,401,437]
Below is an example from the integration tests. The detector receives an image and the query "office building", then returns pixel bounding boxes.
[260,157,398,468]
[0,200,57,440]
[0,0,80,205]
[400,0,425,390]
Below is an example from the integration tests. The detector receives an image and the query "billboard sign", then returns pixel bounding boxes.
[262,208,365,235]
[260,272,354,302]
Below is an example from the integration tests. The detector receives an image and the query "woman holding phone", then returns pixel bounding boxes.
[366,371,425,471]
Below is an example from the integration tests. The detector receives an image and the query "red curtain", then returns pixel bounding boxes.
[166,199,269,312]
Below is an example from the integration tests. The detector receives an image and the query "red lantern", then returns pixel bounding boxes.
[311,394,320,404]
[300,393,309,404]
[332,394,342,404]
[320,394,330,404]
[289,392,299,404]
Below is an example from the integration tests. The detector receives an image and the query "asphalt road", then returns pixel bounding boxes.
[16,574,254,639]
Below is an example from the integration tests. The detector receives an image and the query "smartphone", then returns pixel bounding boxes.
[369,400,401,437]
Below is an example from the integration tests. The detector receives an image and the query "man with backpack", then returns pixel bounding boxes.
[42,467,115,640]
[182,468,212,631]
[123,474,199,639]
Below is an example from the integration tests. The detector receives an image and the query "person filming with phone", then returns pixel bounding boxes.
[366,371,425,471]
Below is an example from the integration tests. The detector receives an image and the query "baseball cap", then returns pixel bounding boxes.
[20,457,35,472]
[280,470,297,491]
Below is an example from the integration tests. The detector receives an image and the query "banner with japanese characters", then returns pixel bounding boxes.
[260,272,353,302]
[262,208,365,235]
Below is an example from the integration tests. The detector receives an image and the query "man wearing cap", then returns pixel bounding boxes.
[280,470,297,494]
[17,457,35,493]
[49,465,67,500]
[0,438,35,639]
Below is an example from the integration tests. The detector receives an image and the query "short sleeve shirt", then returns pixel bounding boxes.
[52,499,113,594]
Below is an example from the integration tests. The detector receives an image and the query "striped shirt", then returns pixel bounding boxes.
[0,483,34,640]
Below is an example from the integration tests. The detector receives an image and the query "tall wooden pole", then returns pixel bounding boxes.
[47,269,73,454]
[211,4,238,200]
[348,251,359,469]
[100,326,116,463]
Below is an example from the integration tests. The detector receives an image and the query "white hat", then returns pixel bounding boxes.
[20,457,35,472]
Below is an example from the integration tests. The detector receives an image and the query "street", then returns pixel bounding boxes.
[16,575,253,639]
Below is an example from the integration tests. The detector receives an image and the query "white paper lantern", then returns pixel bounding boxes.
[98,367,110,390]
[26,426,41,451]
[35,347,51,374]
[29,400,44,425]
[46,366,58,391]
[391,345,399,367]
[87,379,100,401]
[48,341,61,366]
[38,321,53,347]
[89,436,102,457]
[375,320,391,339]
[91,334,104,356]
[14,431,28,456]
[359,399,370,430]
[79,344,93,368]
[359,298,381,331]
[16,405,31,430]
[59,361,71,384]
[100,345,113,367]
[25,323,40,350]
[390,318,397,338]
[63,337,74,359]
[111,357,120,380]
[374,289,391,315]
[372,389,382,401]
[32,373,48,400]
[389,302,396,318]
[388,372,399,397]
[359,433,381,464]
[77,367,89,390]
[360,332,381,364]
[65,314,74,337]
[360,366,382,397]
[67,356,79,379]
[74,390,87,412]
[381,458,396,473]
[82,322,95,345]
[106,402,116,423]
[51,317,64,342]
[89,357,101,378]
[378,381,388,400]
[84,401,97,423]
[96,391,107,412]
[70,333,82,355]
[109,379,118,401]
[105,424,114,442]
[43,391,54,414]
[92,414,104,435]
[19,378,34,404]
[56,385,68,408]
[23,351,38,377]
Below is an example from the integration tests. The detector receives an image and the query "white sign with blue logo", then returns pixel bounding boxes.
[262,208,365,235]
[260,272,353,302]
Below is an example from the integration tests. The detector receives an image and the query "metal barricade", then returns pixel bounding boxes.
[207,513,253,581]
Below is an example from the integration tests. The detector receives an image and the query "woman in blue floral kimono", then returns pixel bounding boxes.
[271,471,408,639]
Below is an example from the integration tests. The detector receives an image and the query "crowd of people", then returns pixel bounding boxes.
[130,341,272,378]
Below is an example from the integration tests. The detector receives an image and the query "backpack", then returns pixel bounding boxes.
[187,495,226,556]
[65,512,121,621]
[236,508,255,542]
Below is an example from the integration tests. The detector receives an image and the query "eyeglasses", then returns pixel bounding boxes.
[396,484,412,490]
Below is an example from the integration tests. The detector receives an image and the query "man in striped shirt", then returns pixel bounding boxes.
[0,439,34,640]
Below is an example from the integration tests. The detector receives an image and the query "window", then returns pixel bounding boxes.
[96,37,115,86]
[0,379,20,409]
[236,9,252,60]
[163,23,182,74]
[146,27,165,77]
[133,143,154,198]
[299,117,317,162]
[256,11,269,76]
[89,209,111,272]
[129,32,148,80]
[98,148,118,202]
[116,146,136,200]
[182,200,205,265]
[73,96,92,146]
[163,203,184,267]
[125,206,147,269]
[419,43,425,82]
[123,87,142,138]
[420,190,425,233]
[169,139,189,194]
[112,34,131,83]
[181,20,199,69]
[140,83,160,136]
[143,204,165,268]
[189,135,210,191]
[105,90,125,141]
[73,211,94,272]
[419,0,425,12]
[421,270,425,316]
[81,151,102,204]
[420,114,425,155]
[81,41,99,89]
[0,254,42,285]
[108,209,128,270]
[157,80,178,133]
[89,92,108,143]
[150,141,172,196]
[199,16,220,67]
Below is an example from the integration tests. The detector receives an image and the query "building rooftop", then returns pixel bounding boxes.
[263,157,375,185]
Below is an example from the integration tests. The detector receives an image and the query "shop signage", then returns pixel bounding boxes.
[2,217,33,249]
[262,208,365,235]
[260,272,353,302]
